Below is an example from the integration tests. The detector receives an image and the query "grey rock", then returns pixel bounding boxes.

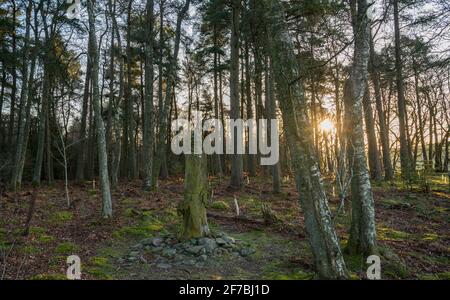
[156,263,172,269]
[182,259,196,266]
[129,251,140,257]
[213,248,228,256]
[222,235,236,244]
[239,248,255,257]
[141,238,154,246]
[198,238,218,252]
[151,237,164,247]
[162,248,177,258]
[185,245,206,255]
[198,254,208,262]
[130,243,143,250]
[151,246,164,253]
[127,256,139,262]
[215,238,227,245]
[165,237,178,246]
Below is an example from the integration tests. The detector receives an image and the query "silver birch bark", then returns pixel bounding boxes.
[266,0,348,279]
[346,0,377,256]
[88,0,113,218]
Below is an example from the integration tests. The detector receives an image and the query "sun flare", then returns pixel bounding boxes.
[319,119,334,132]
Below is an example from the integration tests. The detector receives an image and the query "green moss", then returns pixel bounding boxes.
[97,247,122,259]
[344,254,366,273]
[29,226,46,235]
[112,216,165,239]
[48,255,67,268]
[85,256,115,280]
[85,267,114,280]
[263,270,314,280]
[91,256,109,267]
[20,245,40,255]
[55,242,79,254]
[378,226,409,241]
[417,272,450,280]
[30,273,67,280]
[436,272,450,280]
[378,246,410,279]
[123,208,139,218]
[121,198,137,206]
[49,211,73,224]
[38,234,55,243]
[422,233,439,242]
[210,201,230,210]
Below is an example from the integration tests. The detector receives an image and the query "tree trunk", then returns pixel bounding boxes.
[369,33,393,180]
[125,0,137,180]
[180,154,210,240]
[76,54,92,182]
[213,25,223,176]
[413,60,428,166]
[266,58,281,193]
[153,0,191,189]
[245,39,255,177]
[230,0,244,189]
[362,88,382,181]
[266,0,348,279]
[7,0,17,147]
[88,0,113,218]
[32,67,49,185]
[393,0,412,180]
[143,0,155,190]
[10,1,32,191]
[346,0,377,256]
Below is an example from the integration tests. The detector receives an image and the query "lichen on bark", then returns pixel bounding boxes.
[179,154,210,240]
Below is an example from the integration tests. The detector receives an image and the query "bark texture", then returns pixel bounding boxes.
[266,0,349,279]
[88,0,113,218]
[346,0,377,256]
[180,154,210,240]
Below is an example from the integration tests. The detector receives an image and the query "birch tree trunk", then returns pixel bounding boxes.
[266,0,348,279]
[88,0,113,218]
[346,0,377,256]
[110,0,124,188]
[143,0,155,190]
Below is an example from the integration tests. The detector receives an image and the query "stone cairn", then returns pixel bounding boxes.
[121,232,255,269]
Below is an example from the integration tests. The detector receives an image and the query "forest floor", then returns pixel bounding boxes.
[0,174,449,280]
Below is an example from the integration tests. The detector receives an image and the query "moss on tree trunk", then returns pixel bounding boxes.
[179,154,210,240]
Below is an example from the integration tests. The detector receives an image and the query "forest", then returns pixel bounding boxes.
[0,0,449,281]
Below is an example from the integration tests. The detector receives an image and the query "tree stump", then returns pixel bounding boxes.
[179,154,210,240]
